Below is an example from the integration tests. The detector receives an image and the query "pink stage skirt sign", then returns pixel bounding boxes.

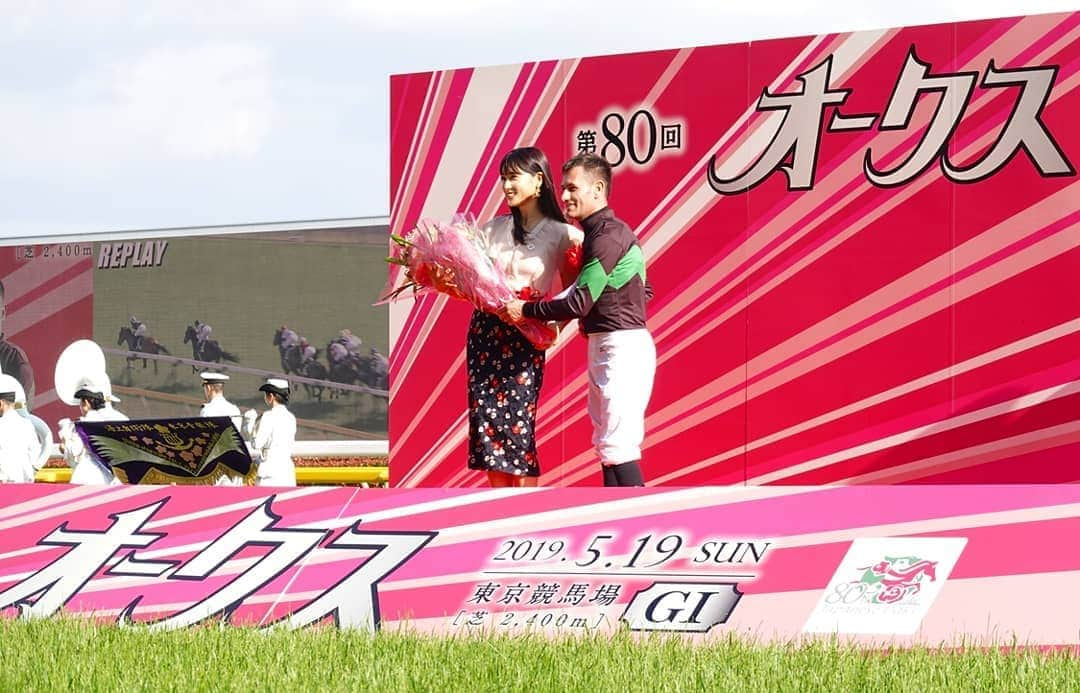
[1,484,1078,645]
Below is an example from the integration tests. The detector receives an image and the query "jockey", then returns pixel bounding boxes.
[129,316,147,351]
[195,320,213,347]
[327,340,348,365]
[339,329,363,357]
[370,346,388,378]
[300,338,317,364]
[279,325,299,350]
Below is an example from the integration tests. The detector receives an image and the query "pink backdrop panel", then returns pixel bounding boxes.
[388,13,1080,488]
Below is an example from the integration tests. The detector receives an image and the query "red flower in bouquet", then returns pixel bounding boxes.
[564,241,583,274]
[382,216,557,349]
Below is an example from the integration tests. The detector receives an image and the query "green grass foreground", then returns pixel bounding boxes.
[0,619,1076,692]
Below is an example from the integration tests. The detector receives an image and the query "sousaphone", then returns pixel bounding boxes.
[54,340,115,406]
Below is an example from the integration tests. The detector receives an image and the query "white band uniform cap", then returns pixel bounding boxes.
[200,372,230,383]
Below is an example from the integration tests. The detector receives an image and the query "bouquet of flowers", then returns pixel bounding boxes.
[383,215,559,349]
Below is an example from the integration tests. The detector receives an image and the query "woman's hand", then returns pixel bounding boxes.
[500,299,526,324]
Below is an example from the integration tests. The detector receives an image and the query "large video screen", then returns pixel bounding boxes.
[1,224,389,441]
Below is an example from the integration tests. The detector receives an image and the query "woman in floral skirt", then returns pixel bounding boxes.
[468,147,582,487]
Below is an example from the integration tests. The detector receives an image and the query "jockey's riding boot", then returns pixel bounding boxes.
[613,461,644,487]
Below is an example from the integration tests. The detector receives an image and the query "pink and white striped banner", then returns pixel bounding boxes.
[389,12,1080,488]
[1,484,1077,644]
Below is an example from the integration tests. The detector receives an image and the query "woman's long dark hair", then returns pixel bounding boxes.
[499,147,566,245]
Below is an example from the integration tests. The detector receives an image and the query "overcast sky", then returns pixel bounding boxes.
[1,0,1075,240]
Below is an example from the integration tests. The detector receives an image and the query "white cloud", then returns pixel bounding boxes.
[0,42,272,174]
[0,0,1077,237]
[104,44,273,159]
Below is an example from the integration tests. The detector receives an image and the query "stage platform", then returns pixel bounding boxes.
[33,465,389,486]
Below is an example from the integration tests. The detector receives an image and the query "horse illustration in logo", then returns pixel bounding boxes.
[857,556,938,605]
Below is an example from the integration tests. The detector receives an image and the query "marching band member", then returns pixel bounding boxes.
[243,377,296,487]
[59,372,129,485]
[0,374,38,483]
[11,377,52,476]
[199,371,242,432]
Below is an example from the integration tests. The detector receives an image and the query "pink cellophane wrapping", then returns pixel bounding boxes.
[385,216,557,349]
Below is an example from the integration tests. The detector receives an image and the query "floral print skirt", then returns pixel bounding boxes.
[466,310,545,477]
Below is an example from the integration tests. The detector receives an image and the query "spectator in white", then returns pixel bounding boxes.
[10,376,52,475]
[242,378,296,486]
[194,320,213,348]
[129,315,148,351]
[199,371,242,432]
[0,374,38,483]
[58,371,128,485]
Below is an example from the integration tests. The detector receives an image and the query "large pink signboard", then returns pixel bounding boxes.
[388,12,1080,487]
[1,485,1078,644]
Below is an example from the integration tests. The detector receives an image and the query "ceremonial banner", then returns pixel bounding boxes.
[388,12,1080,487]
[0,484,1078,646]
[76,417,252,485]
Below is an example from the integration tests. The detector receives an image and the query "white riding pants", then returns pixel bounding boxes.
[587,329,656,466]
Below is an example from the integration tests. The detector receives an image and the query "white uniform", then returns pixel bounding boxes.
[200,394,243,433]
[249,405,297,486]
[22,412,53,471]
[0,408,39,483]
[64,406,129,485]
[587,329,656,465]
